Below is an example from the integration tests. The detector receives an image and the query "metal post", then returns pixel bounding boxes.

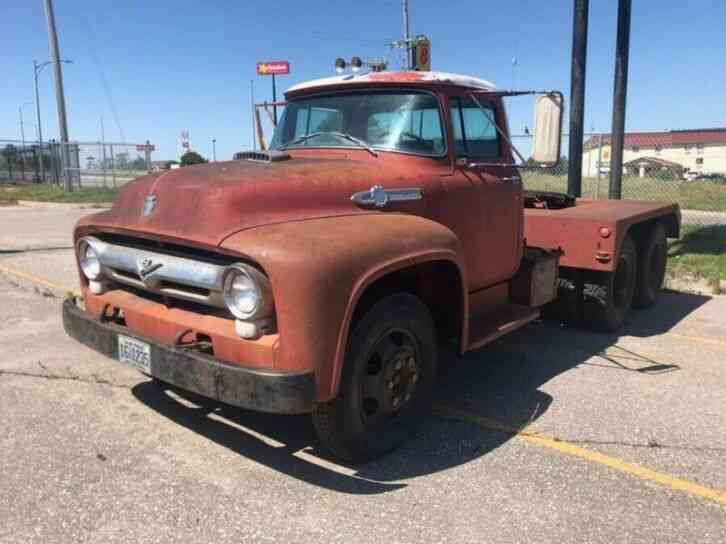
[402,0,411,70]
[609,0,632,200]
[33,61,46,183]
[145,139,152,172]
[212,139,217,162]
[597,133,604,193]
[110,143,116,188]
[250,80,257,150]
[43,0,72,191]
[19,107,27,181]
[567,0,589,197]
[270,77,277,127]
[100,116,107,188]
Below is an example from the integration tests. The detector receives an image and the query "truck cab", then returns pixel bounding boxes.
[64,71,680,462]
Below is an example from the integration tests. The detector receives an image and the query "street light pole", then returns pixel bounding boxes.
[250,79,257,151]
[43,0,73,192]
[33,60,46,183]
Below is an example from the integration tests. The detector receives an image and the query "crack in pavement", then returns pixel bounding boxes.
[0,366,132,389]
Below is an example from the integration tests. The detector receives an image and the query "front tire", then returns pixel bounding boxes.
[312,293,437,463]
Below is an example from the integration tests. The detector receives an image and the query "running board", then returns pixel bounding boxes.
[466,303,540,351]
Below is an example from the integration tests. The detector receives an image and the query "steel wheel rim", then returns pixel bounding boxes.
[359,328,420,423]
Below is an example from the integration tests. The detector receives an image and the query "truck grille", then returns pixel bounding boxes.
[84,236,228,310]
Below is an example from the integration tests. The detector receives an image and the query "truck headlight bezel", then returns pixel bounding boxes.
[78,238,102,281]
[222,263,274,321]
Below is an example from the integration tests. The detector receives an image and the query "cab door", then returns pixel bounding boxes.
[442,95,523,291]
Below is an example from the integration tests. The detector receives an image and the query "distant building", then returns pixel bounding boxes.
[582,128,726,178]
[151,160,172,172]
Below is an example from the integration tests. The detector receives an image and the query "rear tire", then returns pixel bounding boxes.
[634,223,667,308]
[583,235,638,332]
[312,293,437,463]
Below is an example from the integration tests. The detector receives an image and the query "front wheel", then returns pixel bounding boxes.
[312,293,437,463]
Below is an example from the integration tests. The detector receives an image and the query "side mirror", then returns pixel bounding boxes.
[532,93,564,165]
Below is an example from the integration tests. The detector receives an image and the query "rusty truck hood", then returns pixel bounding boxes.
[83,155,413,247]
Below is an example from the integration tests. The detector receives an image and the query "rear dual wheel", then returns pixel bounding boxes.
[583,224,668,331]
[584,235,638,332]
[634,223,668,308]
[312,293,436,463]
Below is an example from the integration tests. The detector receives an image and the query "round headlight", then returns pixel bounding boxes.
[223,265,272,321]
[79,240,101,280]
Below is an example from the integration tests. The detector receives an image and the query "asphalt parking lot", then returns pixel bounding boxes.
[1,203,725,543]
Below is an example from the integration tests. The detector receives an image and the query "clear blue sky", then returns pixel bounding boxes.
[2,0,725,161]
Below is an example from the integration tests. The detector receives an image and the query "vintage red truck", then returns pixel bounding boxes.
[64,70,679,462]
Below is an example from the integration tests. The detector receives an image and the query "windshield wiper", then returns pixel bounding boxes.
[282,131,379,157]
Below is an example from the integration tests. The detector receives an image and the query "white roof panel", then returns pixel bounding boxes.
[286,71,498,94]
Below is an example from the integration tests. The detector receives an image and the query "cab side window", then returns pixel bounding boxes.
[450,97,500,159]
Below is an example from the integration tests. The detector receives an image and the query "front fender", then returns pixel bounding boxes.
[220,213,466,401]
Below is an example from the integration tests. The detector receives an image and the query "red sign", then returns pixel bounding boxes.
[257,61,290,76]
[136,144,155,152]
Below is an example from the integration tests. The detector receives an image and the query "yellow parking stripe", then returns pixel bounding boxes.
[0,263,78,296]
[434,405,726,506]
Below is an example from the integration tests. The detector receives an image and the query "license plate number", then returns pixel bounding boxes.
[118,335,151,373]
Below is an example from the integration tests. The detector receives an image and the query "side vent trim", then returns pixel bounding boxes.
[233,150,291,163]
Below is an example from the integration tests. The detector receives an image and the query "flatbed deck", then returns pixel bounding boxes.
[524,198,680,271]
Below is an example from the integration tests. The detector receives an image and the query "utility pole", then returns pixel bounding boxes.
[567,0,589,197]
[402,0,412,70]
[272,74,277,125]
[19,107,27,181]
[33,60,45,183]
[250,79,257,150]
[43,0,72,192]
[100,116,107,188]
[609,0,632,200]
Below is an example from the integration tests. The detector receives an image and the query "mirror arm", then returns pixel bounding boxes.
[468,93,528,165]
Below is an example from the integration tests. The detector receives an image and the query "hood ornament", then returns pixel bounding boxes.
[137,257,163,280]
[142,195,157,217]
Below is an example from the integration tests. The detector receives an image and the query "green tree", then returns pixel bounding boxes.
[180,151,208,166]
[115,152,130,169]
[131,156,147,170]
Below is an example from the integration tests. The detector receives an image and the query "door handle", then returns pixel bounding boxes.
[350,185,423,208]
[501,176,521,183]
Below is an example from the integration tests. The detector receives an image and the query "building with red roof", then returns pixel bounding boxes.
[582,128,726,178]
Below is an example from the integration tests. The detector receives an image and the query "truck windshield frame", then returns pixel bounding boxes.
[271,89,448,158]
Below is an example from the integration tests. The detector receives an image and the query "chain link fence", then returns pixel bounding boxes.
[0,139,155,189]
[514,131,726,227]
[3,132,725,226]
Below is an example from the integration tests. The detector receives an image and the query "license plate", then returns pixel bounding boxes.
[118,335,151,374]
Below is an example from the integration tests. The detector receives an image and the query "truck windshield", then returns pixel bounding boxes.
[270,91,446,157]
